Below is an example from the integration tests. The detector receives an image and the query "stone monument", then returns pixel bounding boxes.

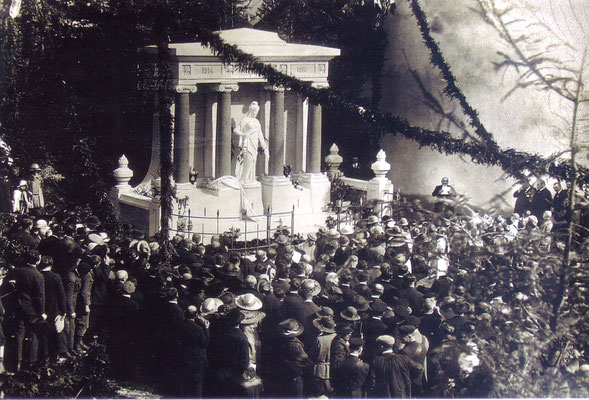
[234,101,268,184]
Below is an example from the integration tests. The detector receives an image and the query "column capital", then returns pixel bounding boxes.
[217,83,239,92]
[173,83,198,93]
[311,82,329,89]
[263,84,286,92]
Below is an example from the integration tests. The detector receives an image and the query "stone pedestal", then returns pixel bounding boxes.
[261,175,295,213]
[300,173,331,213]
[242,181,264,215]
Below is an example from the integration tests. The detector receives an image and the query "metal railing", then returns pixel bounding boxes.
[170,206,296,253]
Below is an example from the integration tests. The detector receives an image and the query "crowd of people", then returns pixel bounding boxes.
[0,175,587,398]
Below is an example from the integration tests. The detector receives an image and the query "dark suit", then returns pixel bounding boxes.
[362,317,388,364]
[39,269,66,359]
[8,264,45,366]
[206,326,250,398]
[368,352,424,398]
[332,354,369,398]
[531,187,553,219]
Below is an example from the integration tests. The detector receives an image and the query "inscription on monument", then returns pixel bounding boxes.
[120,203,150,233]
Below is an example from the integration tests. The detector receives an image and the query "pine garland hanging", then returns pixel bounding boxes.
[198,29,588,185]
[407,0,499,150]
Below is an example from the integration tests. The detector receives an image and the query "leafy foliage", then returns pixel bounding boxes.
[0,344,116,398]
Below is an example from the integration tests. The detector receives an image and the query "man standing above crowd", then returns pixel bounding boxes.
[432,177,457,199]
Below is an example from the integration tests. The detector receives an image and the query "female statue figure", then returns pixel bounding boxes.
[234,101,268,184]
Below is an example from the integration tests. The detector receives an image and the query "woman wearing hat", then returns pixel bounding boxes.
[308,316,337,396]
[236,293,266,370]
[12,180,32,214]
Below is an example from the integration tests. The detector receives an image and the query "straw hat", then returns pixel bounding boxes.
[236,293,263,311]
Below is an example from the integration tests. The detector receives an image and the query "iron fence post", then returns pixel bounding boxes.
[217,210,220,234]
[266,207,271,244]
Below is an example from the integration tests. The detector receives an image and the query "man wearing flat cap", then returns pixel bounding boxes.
[332,337,369,398]
[367,335,424,398]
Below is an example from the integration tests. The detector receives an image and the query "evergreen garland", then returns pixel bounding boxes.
[198,28,588,184]
[407,0,498,150]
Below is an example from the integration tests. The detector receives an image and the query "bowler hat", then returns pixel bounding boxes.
[349,337,365,347]
[404,315,421,327]
[340,306,361,321]
[313,316,337,333]
[279,318,304,337]
[236,293,263,311]
[365,215,379,225]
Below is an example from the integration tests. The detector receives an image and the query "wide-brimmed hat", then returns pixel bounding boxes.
[339,225,354,236]
[236,293,263,311]
[316,306,334,319]
[307,233,317,241]
[300,279,321,297]
[200,297,223,316]
[313,316,337,333]
[18,180,28,188]
[340,306,361,321]
[279,318,304,337]
[219,263,241,277]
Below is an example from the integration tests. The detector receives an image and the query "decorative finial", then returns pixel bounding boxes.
[118,155,129,167]
[329,143,340,155]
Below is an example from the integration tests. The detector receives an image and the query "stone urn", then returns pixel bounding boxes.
[371,149,390,180]
[113,155,133,189]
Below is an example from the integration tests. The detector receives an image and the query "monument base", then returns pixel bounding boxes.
[261,175,306,213]
[300,173,331,213]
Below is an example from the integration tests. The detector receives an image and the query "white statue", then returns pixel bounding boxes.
[233,101,268,183]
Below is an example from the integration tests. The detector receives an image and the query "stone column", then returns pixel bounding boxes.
[216,83,238,177]
[174,91,191,183]
[261,85,293,214]
[268,85,285,176]
[300,83,331,213]
[203,92,217,181]
[307,102,322,173]
[294,94,306,175]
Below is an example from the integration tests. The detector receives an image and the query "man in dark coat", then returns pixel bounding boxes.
[38,255,67,362]
[361,299,388,364]
[332,337,369,398]
[10,218,37,249]
[161,305,208,398]
[7,250,46,370]
[531,178,553,220]
[266,318,313,398]
[367,335,424,398]
[206,308,250,398]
